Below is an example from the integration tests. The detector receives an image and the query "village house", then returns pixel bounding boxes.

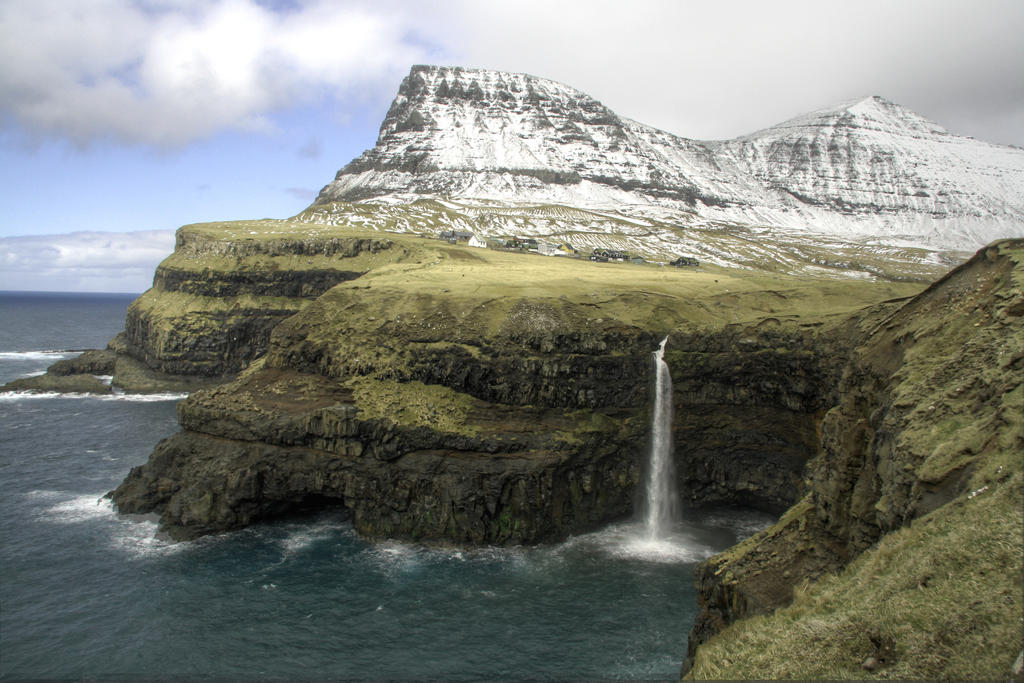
[590,248,629,262]
[439,229,474,243]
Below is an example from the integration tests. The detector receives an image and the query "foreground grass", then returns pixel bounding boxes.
[688,466,1023,680]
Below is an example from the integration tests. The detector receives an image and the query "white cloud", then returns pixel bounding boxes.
[0,0,432,146]
[1,0,1021,148]
[0,230,176,292]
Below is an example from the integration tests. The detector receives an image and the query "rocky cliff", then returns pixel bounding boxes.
[682,238,1024,679]
[108,229,921,543]
[3,220,403,394]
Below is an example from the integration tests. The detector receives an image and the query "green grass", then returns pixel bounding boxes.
[347,376,481,436]
[688,467,1023,680]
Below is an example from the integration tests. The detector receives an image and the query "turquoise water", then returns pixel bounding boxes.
[0,292,772,679]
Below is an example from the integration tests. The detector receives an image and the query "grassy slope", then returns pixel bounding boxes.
[163,218,924,341]
[171,220,923,448]
[327,232,924,330]
[688,469,1023,680]
[687,241,1024,680]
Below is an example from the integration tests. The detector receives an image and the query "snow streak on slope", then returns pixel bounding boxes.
[294,199,962,282]
[716,96,1024,249]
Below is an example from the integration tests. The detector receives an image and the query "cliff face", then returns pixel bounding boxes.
[108,230,921,543]
[117,224,397,378]
[682,238,1024,678]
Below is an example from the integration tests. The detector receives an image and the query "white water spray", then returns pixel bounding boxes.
[644,336,679,539]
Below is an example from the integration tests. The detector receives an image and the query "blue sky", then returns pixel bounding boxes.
[1,0,1022,292]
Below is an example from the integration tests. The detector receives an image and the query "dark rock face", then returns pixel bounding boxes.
[153,265,362,298]
[665,323,856,514]
[122,300,304,377]
[109,287,844,544]
[112,366,645,543]
[48,349,117,376]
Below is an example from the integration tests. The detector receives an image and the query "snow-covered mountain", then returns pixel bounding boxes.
[309,65,1024,258]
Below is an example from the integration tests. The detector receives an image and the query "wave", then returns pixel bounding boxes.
[0,350,77,361]
[28,489,188,558]
[108,517,189,559]
[278,515,348,555]
[37,493,115,524]
[0,390,188,402]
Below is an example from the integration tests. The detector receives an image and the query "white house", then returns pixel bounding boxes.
[468,234,488,248]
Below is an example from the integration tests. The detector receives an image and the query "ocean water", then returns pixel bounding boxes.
[0,291,773,680]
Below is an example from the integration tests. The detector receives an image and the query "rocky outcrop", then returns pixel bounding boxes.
[110,329,652,543]
[681,238,1024,676]
[2,349,118,394]
[117,225,397,378]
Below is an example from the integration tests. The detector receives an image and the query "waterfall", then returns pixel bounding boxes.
[644,336,678,539]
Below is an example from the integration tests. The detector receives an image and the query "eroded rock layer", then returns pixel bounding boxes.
[109,235,922,544]
[119,226,397,377]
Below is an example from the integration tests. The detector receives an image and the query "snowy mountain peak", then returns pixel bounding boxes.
[373,65,620,145]
[745,95,950,141]
[312,65,1024,252]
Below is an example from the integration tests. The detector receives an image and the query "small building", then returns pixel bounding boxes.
[440,229,474,243]
[468,234,487,248]
[630,255,645,265]
[670,256,700,267]
[591,248,628,262]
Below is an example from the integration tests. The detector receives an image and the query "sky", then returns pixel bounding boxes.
[1,0,1022,292]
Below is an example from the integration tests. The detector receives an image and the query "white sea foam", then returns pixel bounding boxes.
[38,494,114,524]
[108,517,188,558]
[100,392,189,402]
[28,489,188,558]
[279,518,340,555]
[25,489,65,501]
[368,540,424,572]
[0,350,77,361]
[0,390,187,402]
[0,390,85,401]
